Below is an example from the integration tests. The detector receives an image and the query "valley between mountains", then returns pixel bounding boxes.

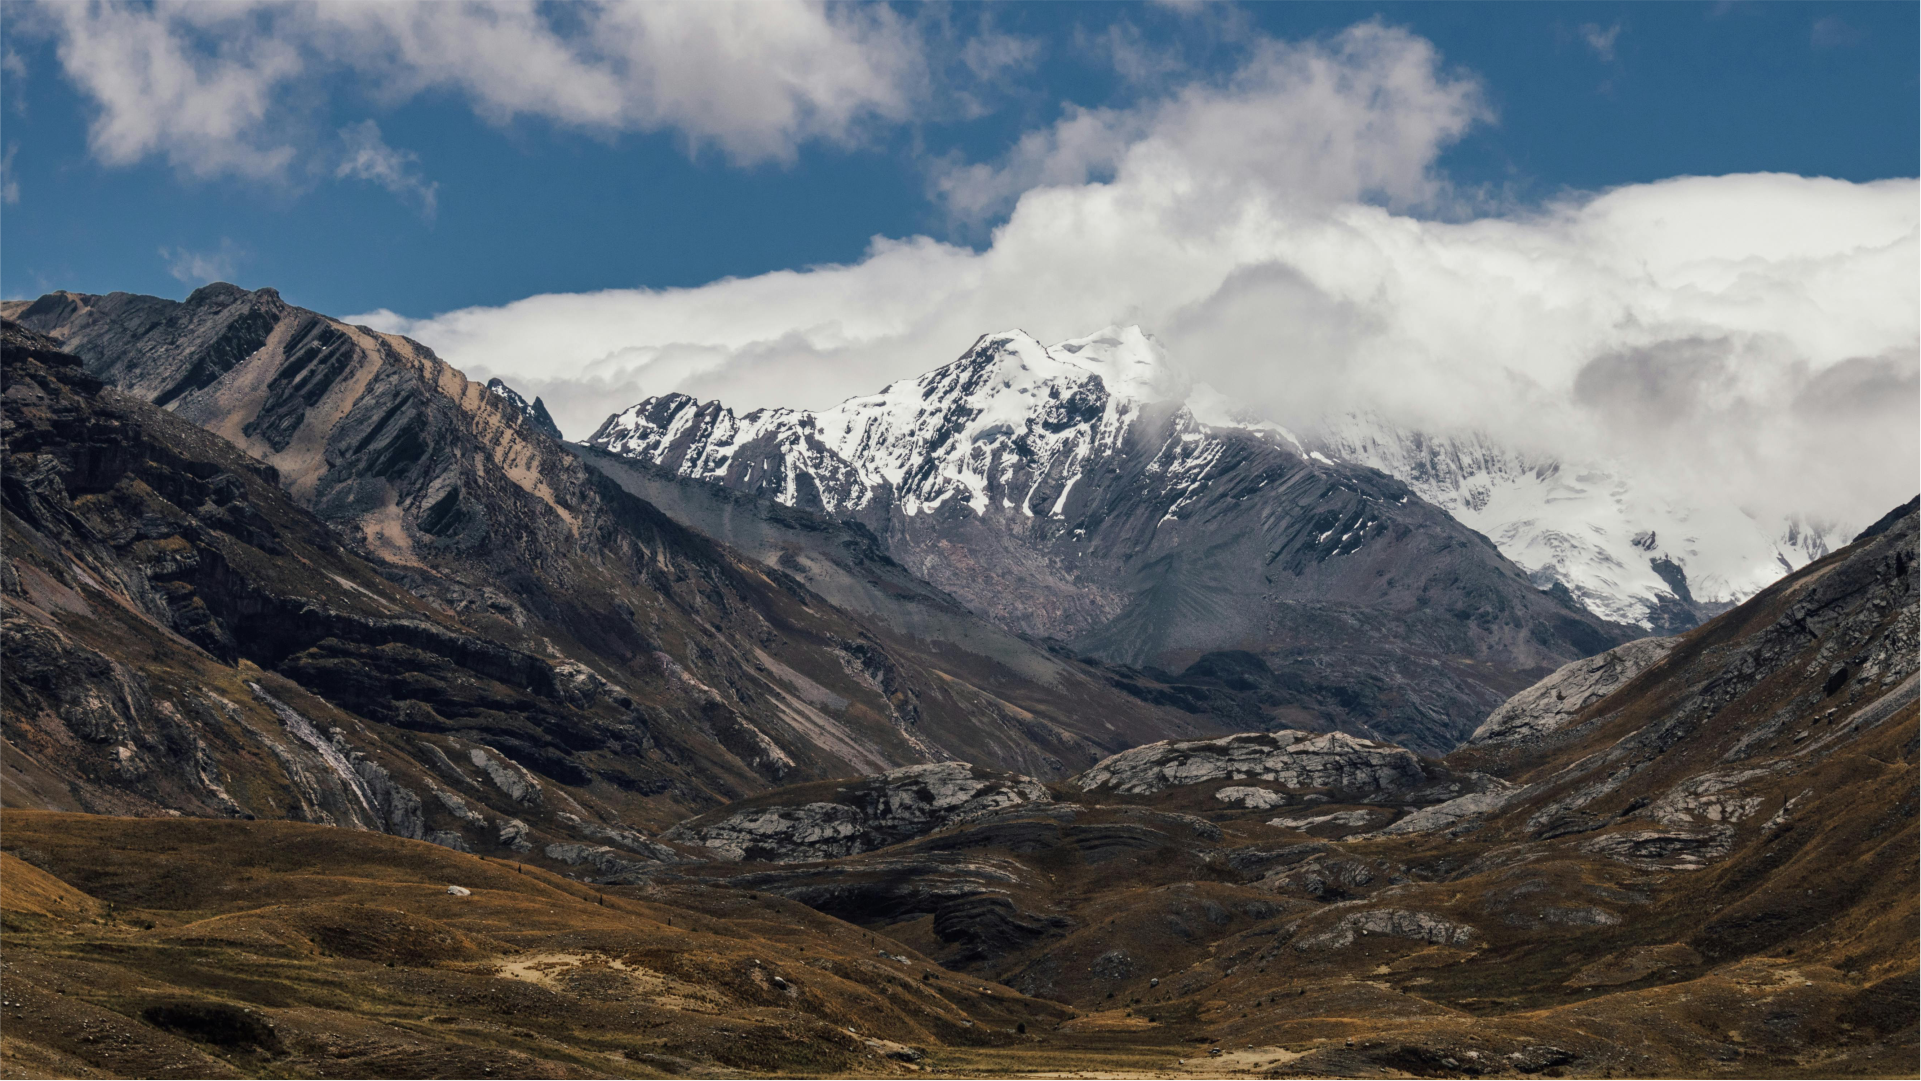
[2,286,1915,1079]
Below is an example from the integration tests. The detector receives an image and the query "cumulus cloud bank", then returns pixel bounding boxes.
[354,20,1917,532]
[35,0,921,193]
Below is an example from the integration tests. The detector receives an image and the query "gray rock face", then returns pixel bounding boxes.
[349,753,426,840]
[1073,731,1427,797]
[667,762,1051,862]
[1470,636,1679,746]
[497,818,533,852]
[1367,784,1519,837]
[469,748,542,805]
[1268,809,1381,831]
[1295,908,1478,950]
[1579,828,1734,869]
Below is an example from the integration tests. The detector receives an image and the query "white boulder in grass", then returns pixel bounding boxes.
[1214,786,1286,810]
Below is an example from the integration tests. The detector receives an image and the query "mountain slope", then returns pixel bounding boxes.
[9,289,1204,793]
[590,326,1632,754]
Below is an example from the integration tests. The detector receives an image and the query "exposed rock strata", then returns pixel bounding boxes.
[1295,909,1478,950]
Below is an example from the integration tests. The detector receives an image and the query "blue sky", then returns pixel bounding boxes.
[1,2,1914,531]
[1,1,1914,315]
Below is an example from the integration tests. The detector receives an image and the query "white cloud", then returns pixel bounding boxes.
[335,119,436,218]
[1810,17,1864,50]
[2,44,28,116]
[960,24,1041,82]
[34,0,927,187]
[1580,22,1622,62]
[160,239,244,284]
[1075,21,1187,87]
[1,144,18,204]
[358,22,1918,534]
[933,22,1487,224]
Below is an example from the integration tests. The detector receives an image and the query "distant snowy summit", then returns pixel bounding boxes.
[588,325,1841,632]
[1312,416,1845,632]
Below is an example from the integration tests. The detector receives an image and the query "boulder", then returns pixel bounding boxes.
[1470,636,1677,746]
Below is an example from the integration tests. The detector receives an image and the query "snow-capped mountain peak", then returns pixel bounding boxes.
[591,326,1201,520]
[1046,324,1190,403]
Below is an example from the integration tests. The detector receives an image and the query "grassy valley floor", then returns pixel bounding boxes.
[3,810,1915,1079]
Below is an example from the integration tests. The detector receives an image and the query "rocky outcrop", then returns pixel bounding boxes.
[486,377,563,440]
[666,762,1051,862]
[1469,636,1678,746]
[1366,784,1519,836]
[1295,908,1478,951]
[1073,731,1427,797]
[1268,809,1381,832]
